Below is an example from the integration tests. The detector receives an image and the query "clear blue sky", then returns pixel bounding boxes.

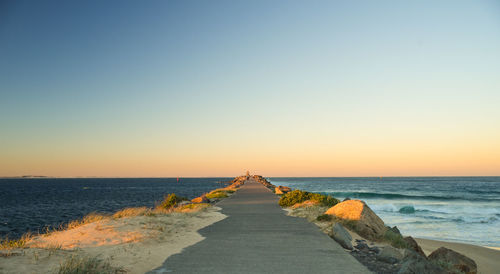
[1,0,499,177]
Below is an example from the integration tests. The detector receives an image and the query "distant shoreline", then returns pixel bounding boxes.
[2,175,500,179]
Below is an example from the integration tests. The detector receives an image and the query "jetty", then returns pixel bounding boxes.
[149,177,370,273]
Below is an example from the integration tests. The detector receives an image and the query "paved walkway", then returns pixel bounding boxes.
[149,178,370,273]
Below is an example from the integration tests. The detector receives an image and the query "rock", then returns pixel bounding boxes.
[398,250,445,274]
[403,236,426,258]
[332,223,353,250]
[343,197,351,202]
[291,200,319,209]
[274,185,291,195]
[325,199,387,240]
[191,194,209,203]
[376,246,404,264]
[428,247,477,274]
[369,246,380,253]
[355,242,369,251]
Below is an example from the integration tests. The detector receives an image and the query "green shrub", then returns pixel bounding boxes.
[316,214,332,222]
[279,190,339,207]
[278,190,310,207]
[383,229,408,248]
[159,193,187,209]
[206,190,228,199]
[309,193,340,207]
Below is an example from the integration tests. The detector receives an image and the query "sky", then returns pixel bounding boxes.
[1,0,499,177]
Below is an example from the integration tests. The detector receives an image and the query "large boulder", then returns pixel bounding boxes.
[332,223,353,250]
[398,251,445,274]
[325,199,387,240]
[428,247,477,274]
[191,194,209,203]
[404,236,426,258]
[377,246,404,264]
[275,186,292,195]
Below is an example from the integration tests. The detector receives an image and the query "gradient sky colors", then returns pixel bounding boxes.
[1,0,500,177]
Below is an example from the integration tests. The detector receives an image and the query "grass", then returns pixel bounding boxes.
[383,229,408,248]
[316,214,333,222]
[112,207,151,219]
[0,250,22,257]
[176,203,211,212]
[66,212,108,230]
[1,191,210,252]
[158,193,188,210]
[0,232,33,249]
[58,254,125,274]
[278,190,339,208]
[206,190,229,199]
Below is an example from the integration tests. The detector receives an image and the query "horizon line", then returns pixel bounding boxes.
[2,175,500,179]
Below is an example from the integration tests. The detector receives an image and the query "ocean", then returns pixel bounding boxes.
[0,177,231,239]
[268,177,500,247]
[2,177,499,248]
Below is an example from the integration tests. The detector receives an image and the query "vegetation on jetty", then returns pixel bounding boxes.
[278,190,339,208]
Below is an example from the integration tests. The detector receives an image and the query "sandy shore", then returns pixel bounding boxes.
[0,206,226,274]
[416,238,500,274]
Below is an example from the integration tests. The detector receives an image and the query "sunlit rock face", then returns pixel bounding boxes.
[191,194,209,203]
[325,199,387,240]
[291,200,319,209]
[275,186,291,195]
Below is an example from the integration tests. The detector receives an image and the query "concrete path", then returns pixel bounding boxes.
[149,178,370,274]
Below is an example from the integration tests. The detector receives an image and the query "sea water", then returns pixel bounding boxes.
[0,178,231,238]
[268,177,500,247]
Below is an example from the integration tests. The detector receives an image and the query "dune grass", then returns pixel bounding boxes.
[1,191,212,251]
[66,212,109,230]
[175,203,211,212]
[57,254,124,274]
[206,190,229,199]
[112,207,151,219]
[158,193,188,210]
[0,232,33,249]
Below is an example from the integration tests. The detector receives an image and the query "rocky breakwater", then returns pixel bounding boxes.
[276,189,479,274]
[191,176,245,204]
[253,175,277,190]
[252,175,293,195]
[323,199,478,274]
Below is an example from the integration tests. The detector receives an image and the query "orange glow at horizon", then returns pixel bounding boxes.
[1,128,499,177]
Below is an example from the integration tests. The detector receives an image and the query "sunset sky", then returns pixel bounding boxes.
[1,0,499,177]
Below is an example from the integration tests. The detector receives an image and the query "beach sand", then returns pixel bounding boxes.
[0,206,226,274]
[416,238,500,274]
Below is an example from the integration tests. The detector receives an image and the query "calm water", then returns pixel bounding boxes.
[268,177,500,247]
[0,178,231,238]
